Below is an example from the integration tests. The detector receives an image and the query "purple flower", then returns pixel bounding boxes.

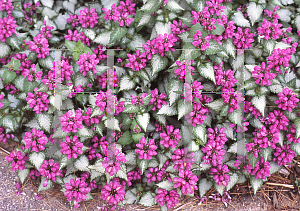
[257,19,282,40]
[186,94,212,126]
[101,178,125,210]
[64,178,91,207]
[135,137,157,160]
[246,157,270,180]
[95,90,125,115]
[26,87,50,114]
[60,109,85,133]
[22,64,43,81]
[192,8,216,31]
[148,88,167,111]
[202,127,227,166]
[23,128,48,152]
[174,60,195,82]
[210,164,231,186]
[287,123,300,144]
[146,167,169,183]
[78,7,98,28]
[0,0,14,13]
[60,136,83,159]
[244,101,262,118]
[221,88,243,113]
[13,53,32,74]
[0,15,17,42]
[102,148,126,176]
[130,93,147,106]
[266,110,289,131]
[253,126,279,149]
[153,33,177,57]
[252,62,277,86]
[127,167,141,186]
[76,52,99,76]
[155,189,180,209]
[39,159,63,186]
[25,34,50,59]
[214,64,237,89]
[273,144,295,166]
[172,148,195,170]
[160,125,181,148]
[96,69,119,89]
[5,150,28,171]
[64,30,90,46]
[192,30,211,50]
[275,87,299,112]
[0,126,14,143]
[67,14,79,27]
[233,27,255,49]
[173,169,198,195]
[125,49,148,71]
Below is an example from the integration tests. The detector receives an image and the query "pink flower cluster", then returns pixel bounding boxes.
[102,0,136,27]
[252,62,277,86]
[49,56,74,82]
[78,7,98,28]
[64,30,90,46]
[267,44,298,74]
[160,125,181,148]
[101,178,125,210]
[59,109,85,133]
[274,87,299,112]
[192,30,211,50]
[64,178,91,208]
[125,49,147,71]
[257,19,282,40]
[0,126,14,143]
[244,100,262,118]
[210,164,230,186]
[41,70,56,90]
[173,169,198,195]
[67,14,79,27]
[170,20,190,41]
[148,88,167,111]
[76,52,99,76]
[39,20,54,39]
[135,137,157,160]
[192,9,217,31]
[266,109,289,131]
[102,148,126,176]
[23,128,48,152]
[95,89,125,116]
[202,127,227,166]
[39,159,64,187]
[127,167,141,186]
[0,0,13,13]
[13,53,32,74]
[93,45,108,63]
[0,15,17,42]
[174,60,195,82]
[5,150,28,171]
[26,87,50,114]
[61,136,83,159]
[96,69,119,89]
[214,63,237,89]
[172,148,195,170]
[221,88,243,113]
[246,157,270,180]
[287,123,300,144]
[24,34,50,59]
[22,64,43,81]
[186,94,212,126]
[146,165,169,183]
[233,27,255,49]
[131,93,147,106]
[273,144,295,166]
[155,189,180,209]
[142,33,177,59]
[252,126,279,149]
[68,85,84,98]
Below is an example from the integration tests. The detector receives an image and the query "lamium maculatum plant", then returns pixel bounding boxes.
[0,0,300,210]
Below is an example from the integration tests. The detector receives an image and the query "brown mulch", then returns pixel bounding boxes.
[1,140,300,211]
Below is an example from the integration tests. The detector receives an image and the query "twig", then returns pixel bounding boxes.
[265,183,294,189]
[0,146,10,155]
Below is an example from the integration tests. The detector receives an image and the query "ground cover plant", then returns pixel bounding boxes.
[0,0,300,210]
